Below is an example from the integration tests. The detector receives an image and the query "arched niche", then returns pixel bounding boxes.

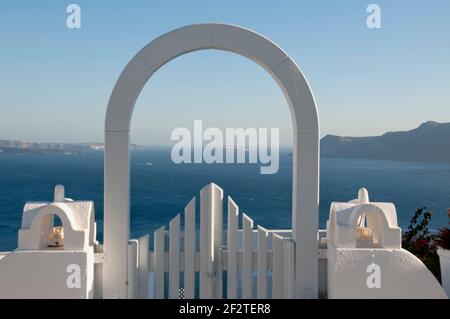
[18,203,88,250]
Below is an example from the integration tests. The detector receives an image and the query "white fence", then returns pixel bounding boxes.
[128,183,296,299]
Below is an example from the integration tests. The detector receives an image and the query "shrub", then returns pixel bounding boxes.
[434,209,450,250]
[402,207,440,282]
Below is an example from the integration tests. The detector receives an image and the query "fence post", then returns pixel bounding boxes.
[213,185,224,299]
[200,183,224,298]
[127,239,138,299]
[200,184,213,298]
[272,233,284,298]
[227,197,239,298]
[184,198,196,299]
[257,226,268,299]
[243,214,254,298]
[154,226,165,299]
[169,214,181,299]
[283,238,295,299]
[138,235,149,299]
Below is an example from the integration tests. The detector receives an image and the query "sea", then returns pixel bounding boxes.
[0,148,449,251]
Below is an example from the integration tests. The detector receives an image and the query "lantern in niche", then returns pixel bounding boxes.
[48,226,64,248]
[355,215,373,248]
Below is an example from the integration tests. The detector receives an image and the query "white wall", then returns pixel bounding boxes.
[0,249,94,299]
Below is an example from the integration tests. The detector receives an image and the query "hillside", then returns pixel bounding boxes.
[321,121,450,162]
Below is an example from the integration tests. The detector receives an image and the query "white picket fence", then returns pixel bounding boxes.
[127,183,296,299]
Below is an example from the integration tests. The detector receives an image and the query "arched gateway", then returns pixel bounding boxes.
[104,23,319,298]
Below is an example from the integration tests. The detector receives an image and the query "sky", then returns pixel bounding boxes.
[0,0,449,146]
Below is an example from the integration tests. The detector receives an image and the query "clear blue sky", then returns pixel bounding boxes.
[0,1,449,146]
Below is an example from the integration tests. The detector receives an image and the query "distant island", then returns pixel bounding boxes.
[321,121,450,163]
[0,140,140,155]
[2,121,449,162]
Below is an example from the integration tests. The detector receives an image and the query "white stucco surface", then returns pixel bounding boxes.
[0,249,94,298]
[328,248,447,299]
[438,248,450,297]
[327,188,447,299]
[0,187,97,298]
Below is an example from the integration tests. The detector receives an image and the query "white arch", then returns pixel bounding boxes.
[104,23,320,298]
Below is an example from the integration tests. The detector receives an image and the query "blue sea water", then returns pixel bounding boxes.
[0,148,449,251]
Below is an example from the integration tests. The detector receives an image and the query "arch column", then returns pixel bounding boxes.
[103,23,319,298]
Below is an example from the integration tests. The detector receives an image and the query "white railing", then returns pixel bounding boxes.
[129,183,297,299]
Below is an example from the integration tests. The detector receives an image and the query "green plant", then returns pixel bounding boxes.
[402,207,440,282]
[404,207,435,242]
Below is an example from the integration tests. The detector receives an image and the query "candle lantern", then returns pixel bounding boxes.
[47,226,64,248]
[355,225,373,248]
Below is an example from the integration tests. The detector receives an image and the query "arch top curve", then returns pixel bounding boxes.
[349,204,391,228]
[105,23,319,135]
[30,203,77,232]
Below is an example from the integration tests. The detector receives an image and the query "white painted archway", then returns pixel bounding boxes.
[104,23,319,298]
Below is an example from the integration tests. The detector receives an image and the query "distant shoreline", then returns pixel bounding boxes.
[1,120,449,162]
[0,140,140,155]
